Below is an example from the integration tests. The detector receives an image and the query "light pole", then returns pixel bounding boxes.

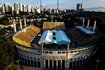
[5,61,15,70]
[5,60,20,70]
[96,59,100,70]
[66,40,70,69]
[16,60,20,70]
[41,41,44,68]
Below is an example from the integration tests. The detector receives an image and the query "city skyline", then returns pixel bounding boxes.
[0,0,105,10]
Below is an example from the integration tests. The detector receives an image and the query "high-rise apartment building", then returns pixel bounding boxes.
[19,3,23,11]
[4,3,11,13]
[76,3,84,12]
[22,5,25,12]
[0,5,2,14]
[1,4,5,14]
[25,5,31,12]
[14,3,19,14]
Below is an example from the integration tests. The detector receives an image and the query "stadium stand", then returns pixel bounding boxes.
[12,25,40,47]
[76,26,95,34]
[67,27,95,45]
[43,22,65,30]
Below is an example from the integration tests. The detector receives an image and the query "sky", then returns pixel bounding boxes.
[0,0,105,10]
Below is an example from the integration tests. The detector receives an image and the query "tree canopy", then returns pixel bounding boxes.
[0,17,10,25]
[0,29,15,70]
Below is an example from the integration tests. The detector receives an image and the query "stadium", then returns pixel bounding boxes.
[12,21,97,69]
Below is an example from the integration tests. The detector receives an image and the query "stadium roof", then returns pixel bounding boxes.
[76,26,95,34]
[41,30,53,43]
[40,30,70,45]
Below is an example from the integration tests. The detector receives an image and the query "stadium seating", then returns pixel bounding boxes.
[43,22,65,30]
[13,25,40,47]
[68,27,95,44]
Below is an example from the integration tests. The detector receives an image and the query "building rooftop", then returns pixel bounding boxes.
[39,30,70,45]
[76,26,95,34]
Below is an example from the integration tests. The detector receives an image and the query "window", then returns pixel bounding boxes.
[78,58,80,60]
[53,37,56,40]
[74,58,76,60]
[58,52,61,53]
[74,51,77,52]
[53,32,56,35]
[70,59,72,61]
[49,52,52,53]
[38,59,40,61]
[45,51,48,53]
[62,52,65,53]
[78,50,81,52]
[34,58,36,60]
[70,51,73,53]
[85,49,88,50]
[82,50,84,51]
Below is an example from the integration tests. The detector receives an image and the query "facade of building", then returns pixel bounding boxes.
[19,3,23,12]
[25,5,31,13]
[1,3,13,14]
[1,4,5,14]
[4,3,11,13]
[16,45,95,69]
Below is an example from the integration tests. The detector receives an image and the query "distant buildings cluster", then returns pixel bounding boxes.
[0,3,84,15]
[0,3,63,15]
[0,3,43,15]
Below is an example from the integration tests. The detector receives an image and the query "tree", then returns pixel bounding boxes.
[95,36,105,70]
[0,17,9,25]
[0,29,15,70]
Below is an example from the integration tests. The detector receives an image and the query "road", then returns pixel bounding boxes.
[13,64,42,70]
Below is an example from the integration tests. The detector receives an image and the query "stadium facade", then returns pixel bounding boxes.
[12,21,97,69]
